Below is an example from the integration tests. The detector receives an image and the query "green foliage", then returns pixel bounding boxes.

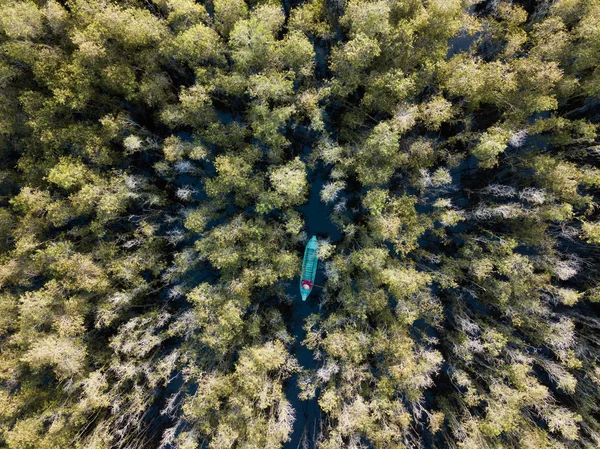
[229,11,281,73]
[288,0,332,39]
[46,157,92,190]
[1,1,600,448]
[205,151,264,206]
[420,95,454,131]
[330,33,381,97]
[0,1,44,40]
[182,340,296,448]
[582,220,600,244]
[187,283,248,352]
[213,0,248,38]
[247,103,295,157]
[365,193,431,255]
[165,0,210,32]
[260,156,308,212]
[171,24,225,65]
[473,127,510,168]
[356,121,402,185]
[278,30,315,78]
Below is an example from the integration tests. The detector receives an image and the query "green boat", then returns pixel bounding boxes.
[300,236,319,301]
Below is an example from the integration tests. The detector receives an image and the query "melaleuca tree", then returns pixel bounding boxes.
[303,1,600,448]
[423,2,600,447]
[1,1,600,449]
[298,243,444,448]
[0,1,195,447]
[130,0,318,446]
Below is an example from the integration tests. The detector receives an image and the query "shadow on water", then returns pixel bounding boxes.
[284,164,340,448]
[284,288,321,449]
[298,165,343,243]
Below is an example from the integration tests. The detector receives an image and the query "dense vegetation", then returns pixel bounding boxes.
[1,0,600,447]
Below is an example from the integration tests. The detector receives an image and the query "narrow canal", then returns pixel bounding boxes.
[284,163,341,449]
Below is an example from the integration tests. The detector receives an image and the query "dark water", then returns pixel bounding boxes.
[446,31,479,58]
[284,288,321,449]
[297,166,343,243]
[284,164,340,448]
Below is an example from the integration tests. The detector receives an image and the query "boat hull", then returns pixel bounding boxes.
[300,236,318,301]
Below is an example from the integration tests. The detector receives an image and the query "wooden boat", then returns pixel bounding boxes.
[300,236,318,301]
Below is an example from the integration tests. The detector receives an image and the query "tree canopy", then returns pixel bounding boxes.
[1,0,600,448]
